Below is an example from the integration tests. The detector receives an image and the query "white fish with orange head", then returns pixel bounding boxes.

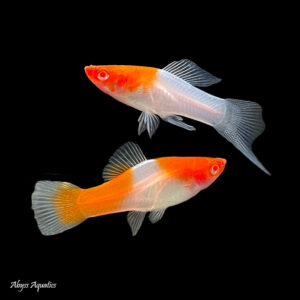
[85,59,270,175]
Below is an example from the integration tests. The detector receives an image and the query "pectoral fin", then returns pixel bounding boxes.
[148,209,166,224]
[138,111,160,138]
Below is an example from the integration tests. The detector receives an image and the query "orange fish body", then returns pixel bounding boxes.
[32,142,226,236]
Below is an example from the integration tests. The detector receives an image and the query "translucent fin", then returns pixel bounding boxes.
[102,142,147,181]
[164,115,196,131]
[215,98,271,175]
[138,111,160,138]
[163,59,221,87]
[127,211,146,236]
[148,209,166,224]
[31,181,85,235]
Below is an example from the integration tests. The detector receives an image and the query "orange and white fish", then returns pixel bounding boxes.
[85,59,270,175]
[32,142,226,236]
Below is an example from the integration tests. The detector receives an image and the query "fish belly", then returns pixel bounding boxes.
[113,89,156,114]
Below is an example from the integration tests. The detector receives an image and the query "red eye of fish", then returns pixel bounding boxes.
[97,71,109,81]
[210,164,219,175]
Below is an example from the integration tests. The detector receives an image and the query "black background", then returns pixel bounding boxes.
[4,3,289,298]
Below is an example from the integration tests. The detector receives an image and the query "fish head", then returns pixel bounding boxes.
[85,65,125,95]
[189,157,227,188]
[84,65,158,97]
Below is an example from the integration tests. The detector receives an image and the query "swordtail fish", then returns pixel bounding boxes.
[32,142,226,236]
[85,59,270,175]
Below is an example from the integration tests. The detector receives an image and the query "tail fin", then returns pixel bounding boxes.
[32,181,85,235]
[215,98,270,175]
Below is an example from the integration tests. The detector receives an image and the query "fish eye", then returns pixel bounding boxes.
[97,70,109,81]
[210,164,220,175]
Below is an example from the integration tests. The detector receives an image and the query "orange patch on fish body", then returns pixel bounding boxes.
[123,66,158,92]
[156,157,202,182]
[77,168,134,217]
[156,157,226,184]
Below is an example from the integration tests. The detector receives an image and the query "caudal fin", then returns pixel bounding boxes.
[32,181,85,235]
[215,98,270,175]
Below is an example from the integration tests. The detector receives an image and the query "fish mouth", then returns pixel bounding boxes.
[84,65,95,78]
[215,158,227,168]
[217,158,227,172]
[221,159,227,167]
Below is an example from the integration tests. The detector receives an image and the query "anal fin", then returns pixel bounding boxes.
[164,115,196,131]
[127,211,146,236]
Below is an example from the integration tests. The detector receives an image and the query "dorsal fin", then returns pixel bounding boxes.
[163,59,221,87]
[102,142,147,181]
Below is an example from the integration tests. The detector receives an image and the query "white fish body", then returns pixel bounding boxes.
[150,69,226,126]
[85,59,270,175]
[135,65,269,175]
